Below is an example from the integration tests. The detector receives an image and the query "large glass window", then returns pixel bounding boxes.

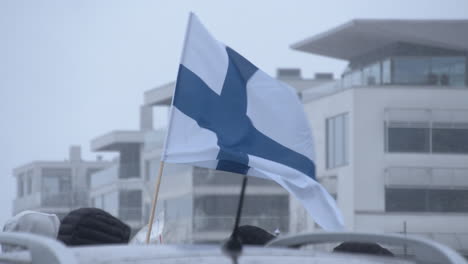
[17,174,24,198]
[431,57,466,86]
[393,56,466,86]
[326,113,349,169]
[382,59,391,84]
[362,62,381,85]
[27,176,32,195]
[343,70,362,88]
[386,188,468,212]
[41,168,72,194]
[386,125,430,153]
[119,190,142,221]
[344,56,466,87]
[432,126,468,154]
[386,122,468,154]
[41,168,72,207]
[26,170,33,194]
[393,57,431,85]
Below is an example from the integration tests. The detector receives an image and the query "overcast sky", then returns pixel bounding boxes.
[1,0,467,226]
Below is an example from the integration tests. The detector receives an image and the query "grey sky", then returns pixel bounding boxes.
[1,0,467,226]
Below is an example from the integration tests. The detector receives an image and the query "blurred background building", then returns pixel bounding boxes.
[11,19,468,255]
[12,146,109,219]
[290,19,468,256]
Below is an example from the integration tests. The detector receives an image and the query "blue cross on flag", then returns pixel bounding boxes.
[162,13,344,231]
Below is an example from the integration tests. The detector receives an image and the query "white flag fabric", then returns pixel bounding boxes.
[162,13,344,231]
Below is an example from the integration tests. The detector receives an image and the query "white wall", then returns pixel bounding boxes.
[303,89,355,230]
[353,87,468,214]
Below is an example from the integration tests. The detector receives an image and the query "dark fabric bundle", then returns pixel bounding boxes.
[334,242,394,256]
[58,208,130,246]
[236,225,275,245]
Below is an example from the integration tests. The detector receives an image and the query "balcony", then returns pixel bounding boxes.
[14,190,89,213]
[385,167,468,189]
[41,190,89,208]
[91,131,145,152]
[91,163,141,189]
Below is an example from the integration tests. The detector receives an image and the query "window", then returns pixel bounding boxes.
[41,168,72,194]
[119,190,142,221]
[386,122,468,154]
[343,70,362,88]
[362,62,381,85]
[393,56,466,86]
[17,175,24,198]
[326,113,349,169]
[393,57,431,85]
[431,57,466,86]
[432,125,468,154]
[386,124,430,153]
[386,188,468,212]
[41,168,72,207]
[382,59,391,84]
[27,176,32,195]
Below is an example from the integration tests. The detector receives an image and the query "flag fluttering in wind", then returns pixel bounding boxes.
[162,13,344,231]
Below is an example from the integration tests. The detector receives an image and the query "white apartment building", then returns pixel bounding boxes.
[89,116,151,231]
[12,146,109,219]
[290,19,468,255]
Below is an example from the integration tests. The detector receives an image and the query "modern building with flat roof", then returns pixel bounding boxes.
[290,19,468,255]
[12,146,110,220]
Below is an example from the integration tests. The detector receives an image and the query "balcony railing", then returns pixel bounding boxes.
[385,108,468,126]
[193,216,289,233]
[41,190,89,208]
[91,163,141,189]
[119,207,143,222]
[385,167,468,189]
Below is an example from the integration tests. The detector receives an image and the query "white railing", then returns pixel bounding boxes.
[385,167,468,188]
[385,108,468,126]
[91,165,118,188]
[41,190,89,208]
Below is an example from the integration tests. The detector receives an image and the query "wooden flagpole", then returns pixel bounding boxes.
[144,13,193,244]
[145,161,165,244]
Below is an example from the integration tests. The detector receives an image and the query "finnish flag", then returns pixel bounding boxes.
[162,13,344,231]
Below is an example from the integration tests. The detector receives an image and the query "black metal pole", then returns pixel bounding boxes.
[232,174,248,234]
[222,174,248,263]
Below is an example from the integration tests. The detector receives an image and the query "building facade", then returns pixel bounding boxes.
[291,19,468,255]
[84,19,468,254]
[12,146,109,219]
